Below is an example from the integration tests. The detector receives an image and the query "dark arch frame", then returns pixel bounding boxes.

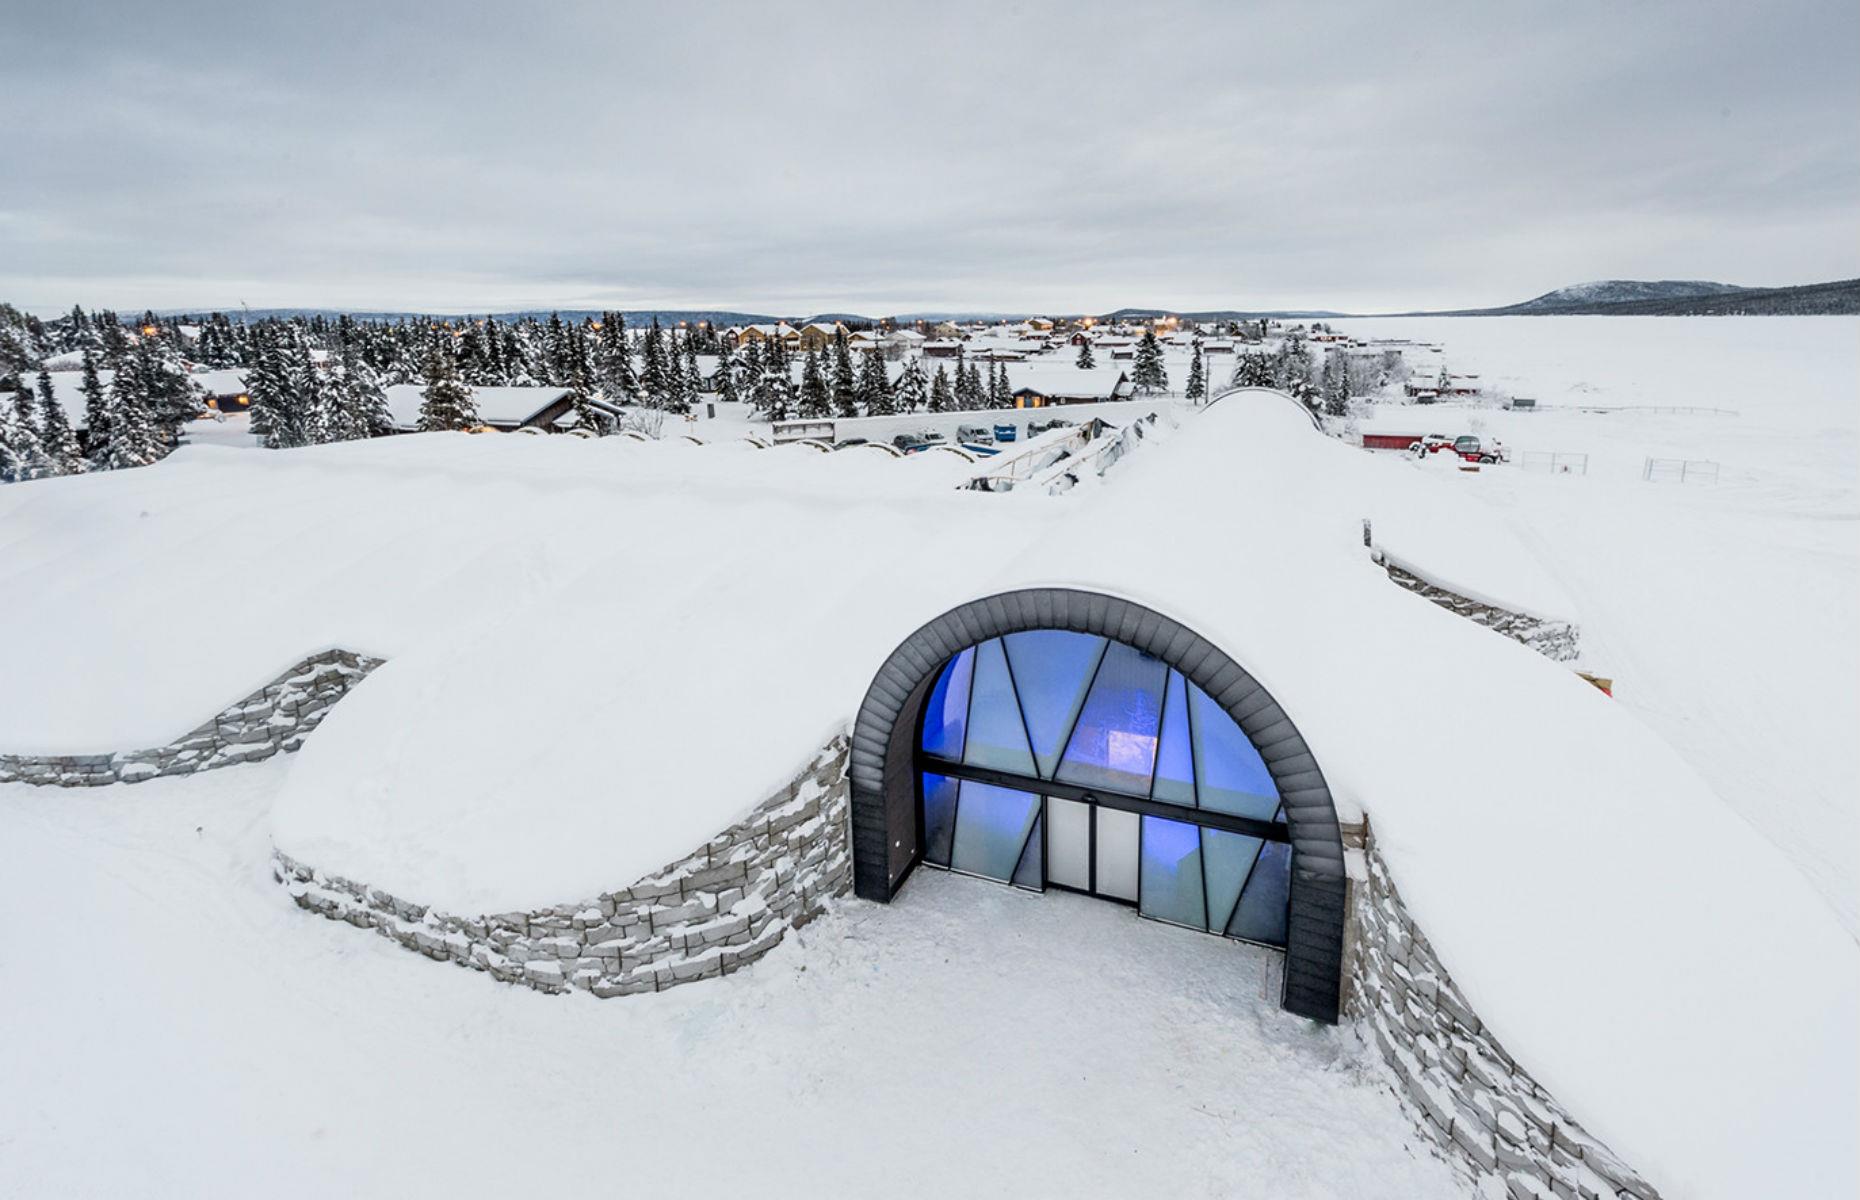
[850,587,1347,1023]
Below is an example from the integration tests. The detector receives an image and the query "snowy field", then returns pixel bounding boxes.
[0,759,1466,1200]
[1335,316,1860,936]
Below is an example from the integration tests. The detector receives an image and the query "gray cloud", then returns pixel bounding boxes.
[4,0,1855,315]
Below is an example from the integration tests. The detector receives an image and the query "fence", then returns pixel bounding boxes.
[1519,450,1589,476]
[1642,457,1720,484]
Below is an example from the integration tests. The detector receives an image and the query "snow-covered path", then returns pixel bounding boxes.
[0,760,1467,1200]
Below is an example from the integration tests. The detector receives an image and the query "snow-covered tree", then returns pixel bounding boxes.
[597,313,636,402]
[78,349,110,467]
[36,369,83,475]
[1185,339,1207,403]
[988,361,1012,409]
[417,345,478,432]
[638,318,670,408]
[928,364,955,413]
[712,342,740,404]
[324,342,393,441]
[857,349,893,416]
[1132,330,1168,394]
[1076,339,1095,369]
[1,380,47,482]
[798,347,831,418]
[894,358,927,413]
[1320,350,1350,418]
[246,330,307,448]
[102,367,159,470]
[830,328,858,419]
[1230,349,1277,389]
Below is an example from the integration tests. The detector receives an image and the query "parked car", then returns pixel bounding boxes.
[957,425,995,445]
[892,431,946,454]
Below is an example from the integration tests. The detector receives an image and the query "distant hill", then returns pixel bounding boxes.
[1502,280,1749,312]
[1432,278,1859,317]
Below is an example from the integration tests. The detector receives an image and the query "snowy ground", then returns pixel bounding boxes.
[0,759,1467,1200]
[1337,316,1860,936]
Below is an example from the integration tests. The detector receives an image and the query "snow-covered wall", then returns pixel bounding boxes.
[275,736,850,997]
[1353,833,1662,1199]
[0,649,380,787]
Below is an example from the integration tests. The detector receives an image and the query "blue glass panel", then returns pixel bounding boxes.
[1139,816,1206,929]
[1002,630,1106,777]
[920,647,974,760]
[921,771,959,866]
[1150,670,1196,808]
[1010,811,1043,891]
[1055,642,1169,795]
[1188,682,1280,820]
[950,780,1041,882]
[1201,827,1264,934]
[962,638,1037,775]
[1226,840,1291,946]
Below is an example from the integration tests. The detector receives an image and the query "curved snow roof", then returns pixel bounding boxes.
[0,393,1851,1200]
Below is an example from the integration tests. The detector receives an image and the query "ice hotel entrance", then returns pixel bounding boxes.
[850,590,1346,1023]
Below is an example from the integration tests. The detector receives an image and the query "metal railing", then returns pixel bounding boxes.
[1642,457,1720,484]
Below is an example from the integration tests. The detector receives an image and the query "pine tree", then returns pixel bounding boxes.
[79,348,110,466]
[894,358,927,413]
[638,318,669,408]
[858,350,894,416]
[125,326,202,447]
[1076,339,1096,369]
[1185,339,1207,403]
[324,342,392,441]
[564,363,606,433]
[246,330,299,448]
[829,328,858,418]
[103,366,158,470]
[1276,334,1316,410]
[596,313,635,402]
[798,348,831,418]
[666,349,694,415]
[929,364,955,413]
[1321,350,1350,418]
[1132,330,1168,394]
[417,344,478,432]
[988,361,1011,409]
[36,369,83,474]
[1230,349,1276,389]
[2,380,47,481]
[712,342,740,404]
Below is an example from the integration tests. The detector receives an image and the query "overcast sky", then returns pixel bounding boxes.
[5,0,1856,316]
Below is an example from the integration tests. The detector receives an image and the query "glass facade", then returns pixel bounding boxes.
[918,631,1292,949]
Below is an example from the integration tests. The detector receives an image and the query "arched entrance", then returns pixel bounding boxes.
[850,589,1346,1023]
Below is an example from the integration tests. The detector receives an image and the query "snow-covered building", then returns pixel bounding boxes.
[1005,362,1132,406]
[0,391,1852,1200]
[381,384,595,433]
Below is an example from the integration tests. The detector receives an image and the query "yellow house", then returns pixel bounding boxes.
[736,322,801,348]
[798,322,845,351]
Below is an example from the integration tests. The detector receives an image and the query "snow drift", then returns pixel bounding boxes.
[0,393,1853,1200]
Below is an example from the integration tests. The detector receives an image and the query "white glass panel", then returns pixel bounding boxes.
[1045,797,1091,891]
[1094,806,1140,901]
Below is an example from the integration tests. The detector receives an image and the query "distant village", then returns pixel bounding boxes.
[0,301,1484,480]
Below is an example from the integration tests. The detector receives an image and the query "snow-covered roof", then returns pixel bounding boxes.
[191,368,248,397]
[382,384,573,432]
[1004,362,1130,400]
[0,394,1851,1200]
